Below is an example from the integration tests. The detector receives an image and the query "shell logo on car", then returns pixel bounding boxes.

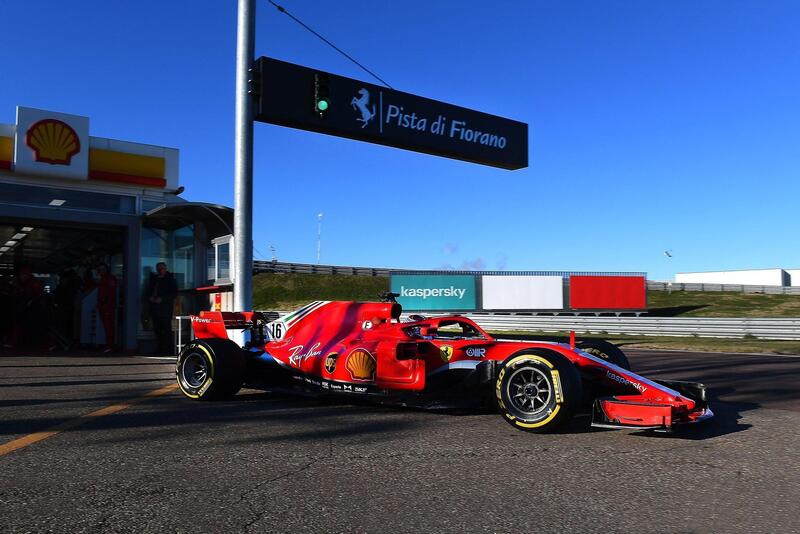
[25,119,81,165]
[346,349,376,381]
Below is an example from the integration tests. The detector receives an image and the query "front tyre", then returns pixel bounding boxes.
[177,339,245,400]
[495,350,581,433]
[576,340,631,370]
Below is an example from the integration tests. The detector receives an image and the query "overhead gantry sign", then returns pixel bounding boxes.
[253,57,528,170]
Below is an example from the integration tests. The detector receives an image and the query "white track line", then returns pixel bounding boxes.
[628,348,800,358]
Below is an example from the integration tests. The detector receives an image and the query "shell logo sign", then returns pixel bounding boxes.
[4,106,174,188]
[13,106,90,180]
[25,119,81,165]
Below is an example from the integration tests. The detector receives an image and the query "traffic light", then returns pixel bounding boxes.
[314,72,330,117]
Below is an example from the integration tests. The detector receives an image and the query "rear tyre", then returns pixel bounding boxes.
[577,340,631,370]
[495,350,582,433]
[177,338,245,400]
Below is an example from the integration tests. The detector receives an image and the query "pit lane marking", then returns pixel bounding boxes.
[0,383,179,458]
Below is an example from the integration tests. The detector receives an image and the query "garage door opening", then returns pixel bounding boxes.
[0,220,125,352]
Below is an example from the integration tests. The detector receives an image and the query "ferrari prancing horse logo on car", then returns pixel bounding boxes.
[440,346,454,363]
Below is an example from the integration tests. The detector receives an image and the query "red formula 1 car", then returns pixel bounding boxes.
[176,295,713,433]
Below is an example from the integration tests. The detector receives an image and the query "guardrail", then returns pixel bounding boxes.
[176,312,800,344]
[648,281,800,295]
[458,314,800,340]
[253,261,647,279]
[253,260,392,276]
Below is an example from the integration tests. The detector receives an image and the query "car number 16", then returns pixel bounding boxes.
[267,321,285,340]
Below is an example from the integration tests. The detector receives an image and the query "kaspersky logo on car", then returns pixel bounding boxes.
[605,370,648,393]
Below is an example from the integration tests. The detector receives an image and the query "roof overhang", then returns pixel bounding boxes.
[144,202,233,239]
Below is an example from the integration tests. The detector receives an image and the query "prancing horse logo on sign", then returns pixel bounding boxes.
[351,88,376,128]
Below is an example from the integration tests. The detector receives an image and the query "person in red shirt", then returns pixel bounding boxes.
[96,263,118,353]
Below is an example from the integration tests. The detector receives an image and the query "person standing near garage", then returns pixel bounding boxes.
[96,263,118,353]
[148,262,178,354]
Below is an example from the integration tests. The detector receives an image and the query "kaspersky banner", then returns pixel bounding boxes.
[391,274,477,311]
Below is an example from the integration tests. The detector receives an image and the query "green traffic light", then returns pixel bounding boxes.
[317,100,329,112]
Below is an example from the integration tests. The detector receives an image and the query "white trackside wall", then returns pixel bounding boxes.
[676,269,787,286]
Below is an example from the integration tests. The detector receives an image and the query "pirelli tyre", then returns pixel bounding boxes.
[177,339,245,400]
[495,350,582,433]
[576,339,631,370]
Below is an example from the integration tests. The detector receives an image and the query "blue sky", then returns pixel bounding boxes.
[2,1,798,279]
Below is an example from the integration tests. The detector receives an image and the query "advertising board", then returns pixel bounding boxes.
[390,274,477,311]
[481,275,564,310]
[569,276,646,309]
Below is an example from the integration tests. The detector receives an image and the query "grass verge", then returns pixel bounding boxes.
[253,272,388,310]
[647,290,800,317]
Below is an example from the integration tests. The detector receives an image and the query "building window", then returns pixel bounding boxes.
[141,199,165,214]
[217,242,230,281]
[207,247,216,283]
[141,225,195,290]
[0,182,136,214]
[210,234,234,285]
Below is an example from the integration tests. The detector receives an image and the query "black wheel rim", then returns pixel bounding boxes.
[506,366,552,416]
[181,352,208,388]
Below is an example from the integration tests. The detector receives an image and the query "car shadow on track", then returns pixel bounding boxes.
[3,390,430,446]
[629,399,754,441]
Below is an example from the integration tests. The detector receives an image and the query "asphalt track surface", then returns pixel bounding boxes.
[1,348,799,533]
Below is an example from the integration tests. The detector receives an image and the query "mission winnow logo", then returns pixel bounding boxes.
[399,286,467,300]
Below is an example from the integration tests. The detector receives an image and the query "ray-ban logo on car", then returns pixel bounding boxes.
[351,88,376,128]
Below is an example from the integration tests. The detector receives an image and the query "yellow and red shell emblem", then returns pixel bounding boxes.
[345,349,376,381]
[25,119,81,165]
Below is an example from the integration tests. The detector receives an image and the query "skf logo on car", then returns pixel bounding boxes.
[25,119,80,165]
[465,347,486,358]
[399,286,466,300]
[345,349,376,381]
[440,346,454,362]
[605,370,647,393]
